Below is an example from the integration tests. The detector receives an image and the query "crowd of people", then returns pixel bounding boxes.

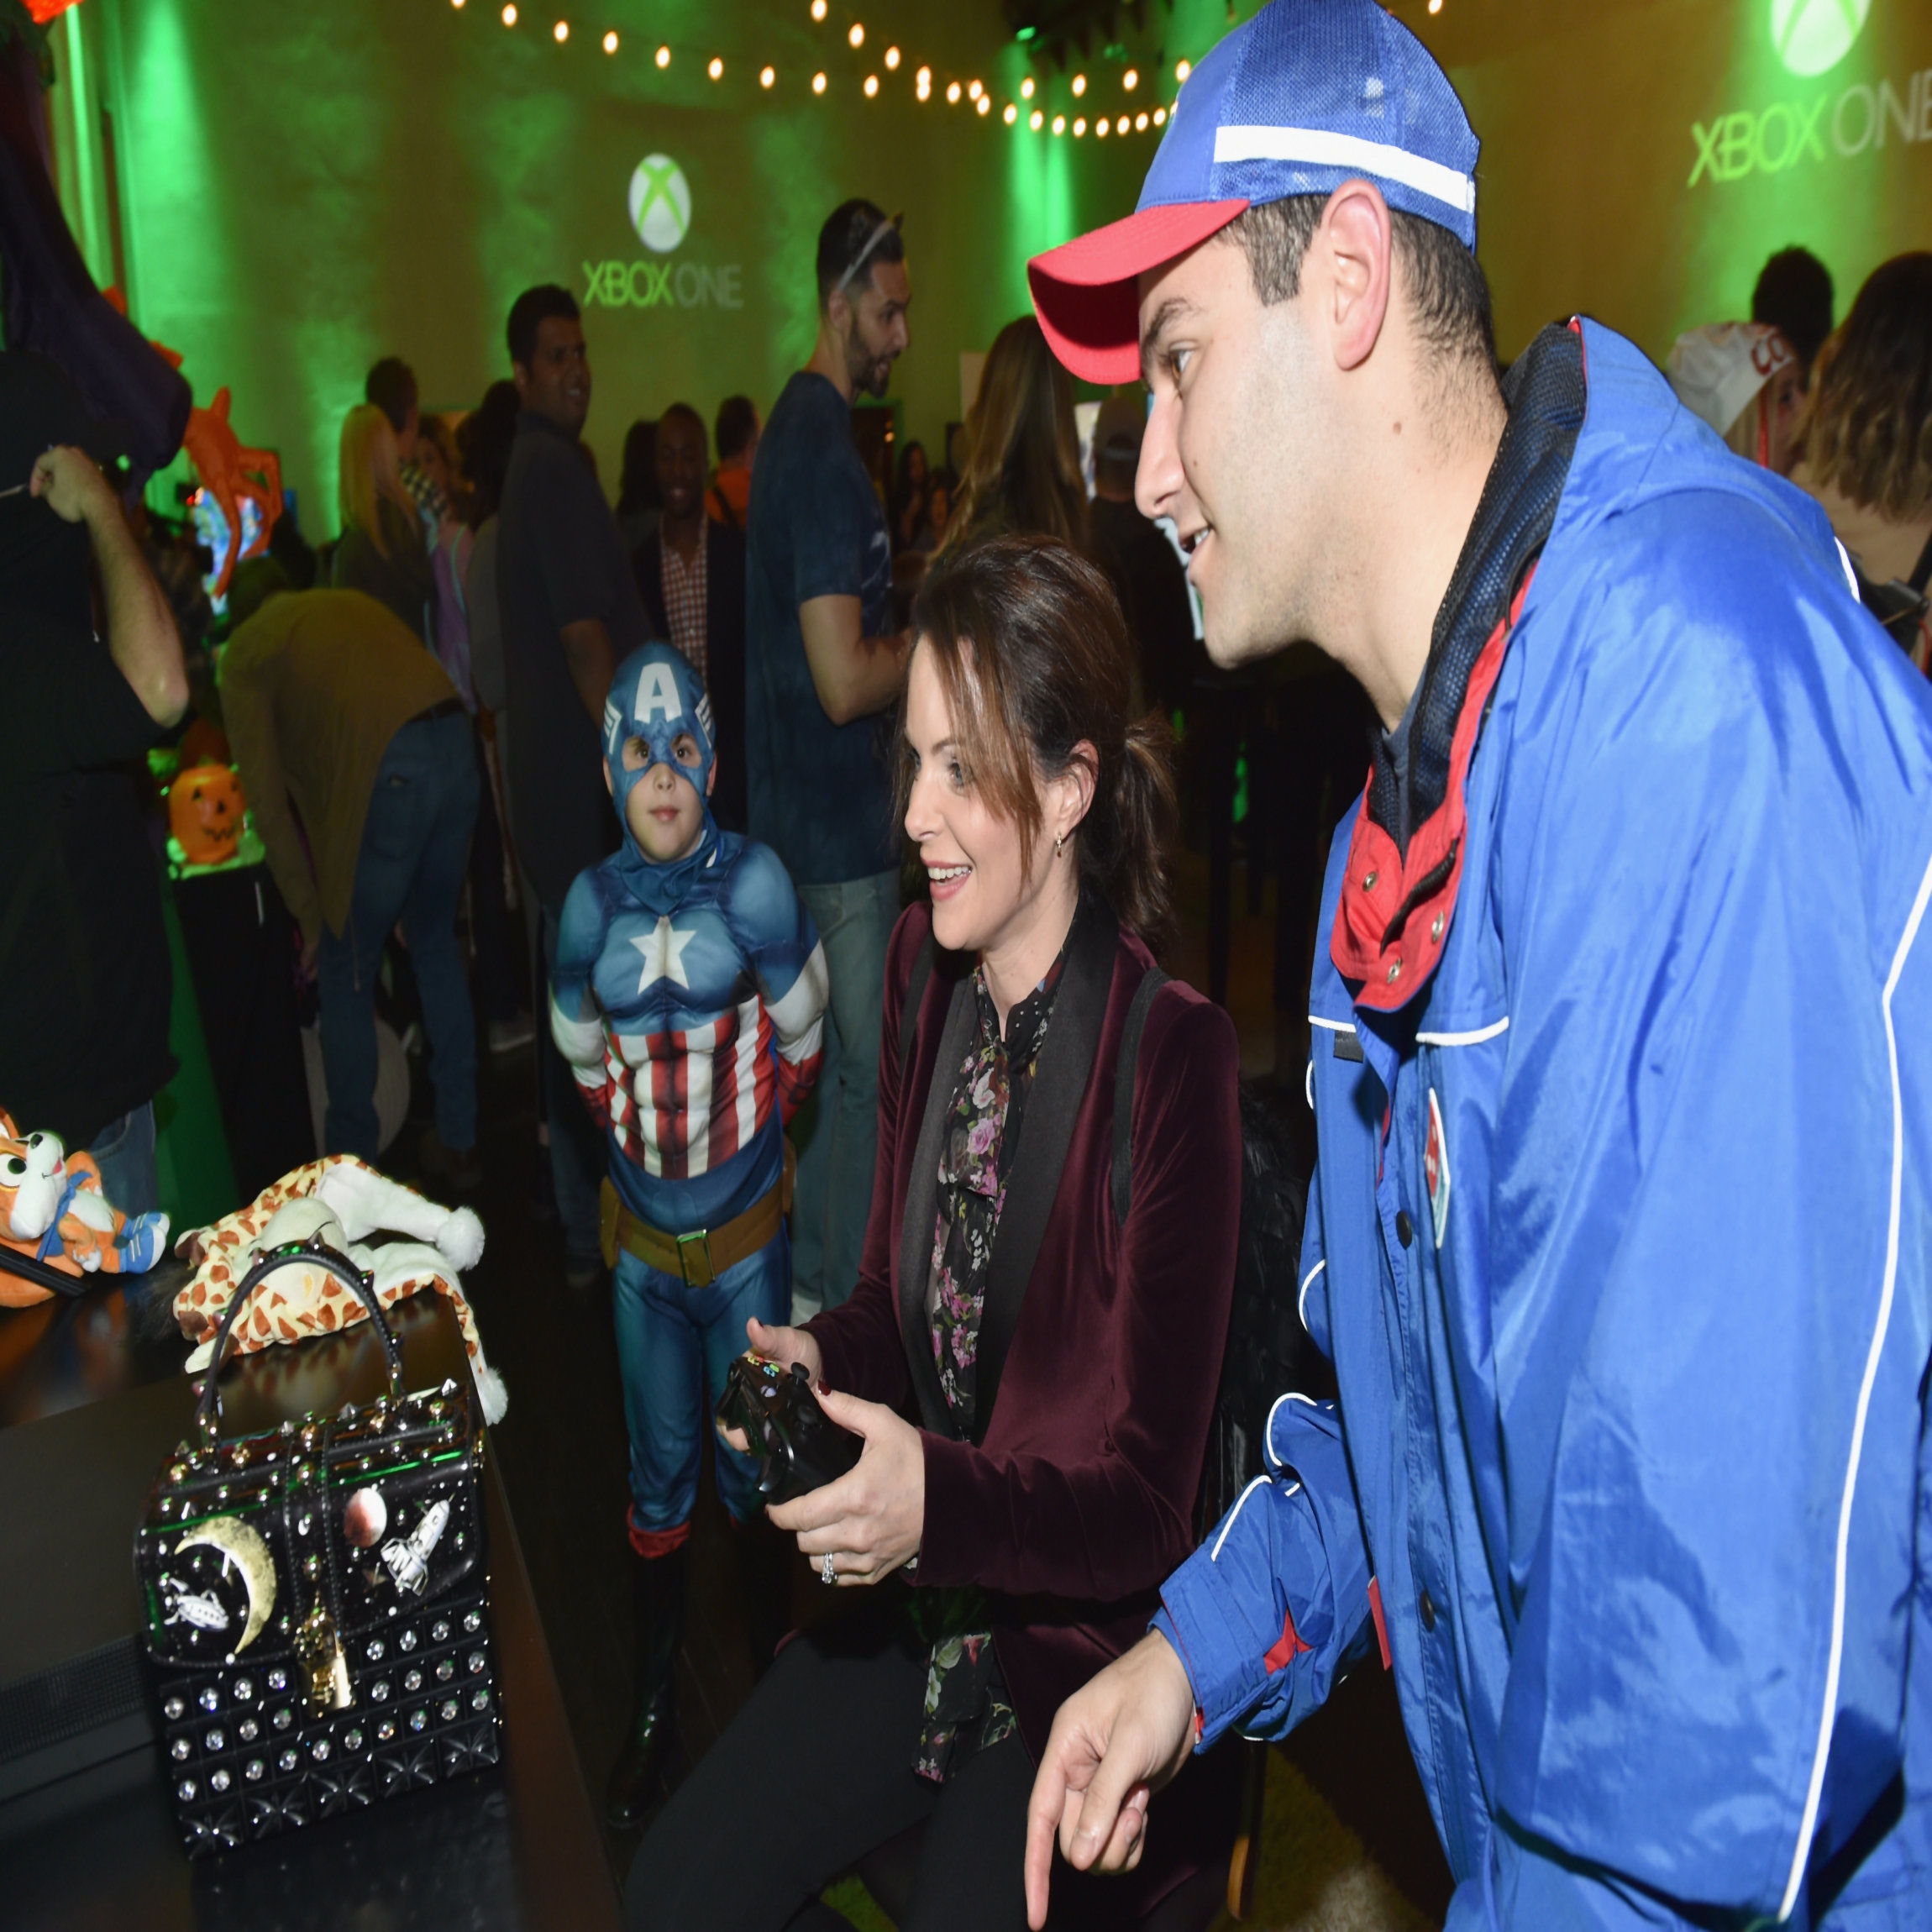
[8,0,1932,1924]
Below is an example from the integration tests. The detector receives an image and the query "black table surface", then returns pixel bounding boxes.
[0,1274,620,1932]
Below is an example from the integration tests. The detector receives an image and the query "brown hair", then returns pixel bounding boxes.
[939,315,1089,561]
[336,403,417,559]
[1797,252,1932,521]
[900,536,1177,942]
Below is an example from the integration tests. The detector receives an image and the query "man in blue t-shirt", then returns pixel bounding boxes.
[746,199,910,1318]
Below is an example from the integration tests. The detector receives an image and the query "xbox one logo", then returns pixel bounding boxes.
[1770,0,1870,78]
[628,154,691,254]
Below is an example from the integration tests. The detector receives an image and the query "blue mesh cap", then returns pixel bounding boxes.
[1030,0,1479,384]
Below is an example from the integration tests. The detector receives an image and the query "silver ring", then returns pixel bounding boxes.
[820,1551,838,1587]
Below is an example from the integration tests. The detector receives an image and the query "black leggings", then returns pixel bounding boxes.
[626,1603,1145,1932]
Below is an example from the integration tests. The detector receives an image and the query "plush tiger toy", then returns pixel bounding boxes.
[0,1109,170,1303]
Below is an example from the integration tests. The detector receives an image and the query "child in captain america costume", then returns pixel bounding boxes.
[549,641,828,1829]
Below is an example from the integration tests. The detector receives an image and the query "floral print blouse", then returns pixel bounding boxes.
[913,950,1065,1781]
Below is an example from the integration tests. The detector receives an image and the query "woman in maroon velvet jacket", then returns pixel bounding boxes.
[628,538,1241,1932]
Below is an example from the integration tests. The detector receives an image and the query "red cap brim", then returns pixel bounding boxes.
[1027,199,1249,385]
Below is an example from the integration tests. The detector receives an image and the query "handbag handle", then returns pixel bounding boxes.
[193,1240,405,1442]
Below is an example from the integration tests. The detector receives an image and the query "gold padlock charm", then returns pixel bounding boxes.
[294,1600,352,1716]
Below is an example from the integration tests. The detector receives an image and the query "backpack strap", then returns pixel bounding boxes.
[897,927,937,1077]
[1110,966,1170,1225]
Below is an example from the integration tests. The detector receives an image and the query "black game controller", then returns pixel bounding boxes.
[716,1354,864,1504]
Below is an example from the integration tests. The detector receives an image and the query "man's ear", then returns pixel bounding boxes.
[512,362,531,402]
[824,287,850,336]
[603,758,614,798]
[1318,180,1394,376]
[706,760,717,798]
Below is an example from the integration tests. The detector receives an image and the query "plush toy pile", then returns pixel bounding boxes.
[171,1155,506,1423]
[0,1108,170,1305]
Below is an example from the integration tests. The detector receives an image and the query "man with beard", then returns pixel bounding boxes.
[746,200,910,1319]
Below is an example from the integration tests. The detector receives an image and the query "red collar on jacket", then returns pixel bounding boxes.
[1330,322,1588,1016]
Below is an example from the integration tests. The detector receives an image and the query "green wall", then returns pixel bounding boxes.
[50,0,1932,532]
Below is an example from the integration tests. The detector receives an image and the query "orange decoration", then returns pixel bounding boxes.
[182,389,282,598]
[27,1,86,22]
[169,763,246,866]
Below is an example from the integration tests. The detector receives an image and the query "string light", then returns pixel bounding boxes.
[1428,0,1442,11]
[1030,108,1044,129]
[760,63,775,86]
[968,78,982,99]
[603,28,618,51]
[1123,67,1138,90]
[864,72,878,96]
[810,0,826,17]
[1052,113,1065,134]
[1003,102,1017,123]
[1175,59,1190,81]
[1073,115,1086,135]
[708,55,723,78]
[553,19,566,41]
[976,92,990,115]
[500,3,514,23]
[1116,114,1128,134]
[811,69,827,92]
[1072,72,1086,96]
[848,22,864,47]
[916,73,931,100]
[916,64,931,88]
[1020,76,1034,99]
[655,42,669,66]
[1135,111,1147,129]
[451,0,465,9]
[885,45,900,69]
[946,79,961,102]
[1095,115,1108,137]
[1153,106,1167,124]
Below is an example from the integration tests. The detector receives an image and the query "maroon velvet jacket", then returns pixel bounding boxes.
[805,893,1241,1761]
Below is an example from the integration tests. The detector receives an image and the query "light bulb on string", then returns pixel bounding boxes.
[968,78,982,99]
[810,0,826,17]
[885,45,900,69]
[709,55,723,79]
[848,22,864,47]
[1428,0,1442,11]
[1003,101,1017,123]
[976,93,990,116]
[1052,113,1065,135]
[1020,76,1034,99]
[1030,108,1043,129]
[1175,59,1190,81]
[1071,73,1086,96]
[760,64,775,87]
[812,70,827,92]
[451,0,465,10]
[552,18,566,41]
[946,80,961,103]
[1073,116,1085,135]
[864,73,878,97]
[916,65,931,88]
[1153,105,1167,124]
[500,3,515,24]
[1096,115,1108,137]
[1116,115,1128,134]
[1123,67,1138,90]
[1135,111,1147,130]
[604,29,619,51]
[655,43,670,66]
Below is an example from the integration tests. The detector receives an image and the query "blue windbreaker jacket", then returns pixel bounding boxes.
[1152,319,1932,1928]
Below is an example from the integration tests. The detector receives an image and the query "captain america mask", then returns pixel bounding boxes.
[604,643,715,812]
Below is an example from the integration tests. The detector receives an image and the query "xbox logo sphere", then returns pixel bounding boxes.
[1770,0,1870,78]
[628,155,691,254]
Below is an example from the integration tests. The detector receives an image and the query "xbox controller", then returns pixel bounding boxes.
[715,1353,863,1504]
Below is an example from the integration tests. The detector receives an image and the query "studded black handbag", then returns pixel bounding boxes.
[134,1240,500,1856]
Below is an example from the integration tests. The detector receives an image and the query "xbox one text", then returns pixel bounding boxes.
[1688,65,1932,185]
[581,260,745,310]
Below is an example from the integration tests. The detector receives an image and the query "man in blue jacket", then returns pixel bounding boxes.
[1021,4,1932,1927]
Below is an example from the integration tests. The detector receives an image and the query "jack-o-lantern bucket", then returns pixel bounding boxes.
[169,763,247,866]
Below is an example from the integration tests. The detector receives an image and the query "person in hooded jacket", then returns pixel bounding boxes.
[1021,4,1932,1929]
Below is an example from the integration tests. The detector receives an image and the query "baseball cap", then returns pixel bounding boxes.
[1665,323,1794,440]
[1029,0,1481,385]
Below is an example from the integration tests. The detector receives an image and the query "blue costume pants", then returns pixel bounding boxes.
[614,1226,790,1540]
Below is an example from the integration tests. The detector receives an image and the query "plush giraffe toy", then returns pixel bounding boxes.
[171,1156,506,1423]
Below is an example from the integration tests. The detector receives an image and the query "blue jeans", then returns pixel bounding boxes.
[614,1229,790,1534]
[87,1101,159,1217]
[541,900,608,1264]
[790,870,896,1317]
[318,710,479,1159]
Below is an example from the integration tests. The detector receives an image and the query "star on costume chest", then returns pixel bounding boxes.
[632,916,697,993]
